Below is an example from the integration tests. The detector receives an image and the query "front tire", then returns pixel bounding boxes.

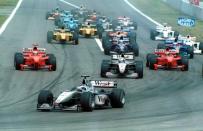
[37,90,53,111]
[14,52,24,70]
[110,88,125,108]
[80,92,94,112]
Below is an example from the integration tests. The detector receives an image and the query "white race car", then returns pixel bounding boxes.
[150,24,179,41]
[178,35,203,54]
[37,75,125,112]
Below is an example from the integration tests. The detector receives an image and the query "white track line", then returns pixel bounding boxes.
[124,0,162,26]
[59,0,79,9]
[95,38,104,51]
[0,0,23,35]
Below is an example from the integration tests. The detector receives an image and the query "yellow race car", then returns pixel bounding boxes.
[47,28,79,44]
[79,23,97,38]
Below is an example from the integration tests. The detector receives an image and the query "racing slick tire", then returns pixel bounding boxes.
[187,46,194,59]
[102,35,111,55]
[150,29,157,40]
[46,54,56,71]
[80,92,95,112]
[135,61,143,78]
[149,54,157,70]
[174,31,179,37]
[47,31,53,43]
[101,32,108,48]
[129,30,137,42]
[132,43,139,56]
[37,90,53,111]
[199,42,203,53]
[157,43,166,49]
[110,88,125,108]
[132,22,137,30]
[14,52,24,70]
[146,53,154,67]
[54,16,60,26]
[73,32,79,45]
[181,56,189,71]
[112,19,119,30]
[101,60,110,77]
[97,26,103,39]
[202,64,203,77]
[46,12,50,19]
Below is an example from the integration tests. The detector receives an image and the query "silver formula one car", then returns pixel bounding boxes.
[101,52,143,78]
[37,75,125,112]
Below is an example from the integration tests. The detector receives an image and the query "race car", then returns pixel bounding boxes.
[157,40,194,59]
[102,31,138,56]
[14,44,56,71]
[150,24,179,41]
[56,17,80,32]
[101,53,143,78]
[47,27,79,44]
[177,35,203,54]
[146,48,188,71]
[71,5,91,19]
[96,16,113,39]
[79,21,98,38]
[46,7,61,20]
[37,75,125,112]
[114,16,137,30]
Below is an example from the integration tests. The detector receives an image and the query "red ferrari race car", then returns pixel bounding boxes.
[14,45,56,71]
[146,48,188,71]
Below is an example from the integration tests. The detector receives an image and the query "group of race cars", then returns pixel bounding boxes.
[13,6,203,112]
[148,23,203,71]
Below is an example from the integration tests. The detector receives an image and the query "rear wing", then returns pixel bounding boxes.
[111,53,134,60]
[23,48,46,52]
[154,49,178,54]
[90,80,117,88]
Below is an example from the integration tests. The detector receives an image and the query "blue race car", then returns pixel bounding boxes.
[157,39,194,59]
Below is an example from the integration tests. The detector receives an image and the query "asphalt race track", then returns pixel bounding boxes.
[0,0,203,130]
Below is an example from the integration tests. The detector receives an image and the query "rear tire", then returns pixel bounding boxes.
[101,60,110,77]
[110,88,125,108]
[47,54,56,71]
[132,43,139,56]
[150,29,157,40]
[14,52,24,70]
[199,42,203,53]
[187,46,194,59]
[47,31,53,43]
[73,32,79,45]
[80,92,94,112]
[46,12,50,19]
[181,57,189,71]
[135,61,143,78]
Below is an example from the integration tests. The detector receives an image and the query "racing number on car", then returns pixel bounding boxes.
[97,95,105,103]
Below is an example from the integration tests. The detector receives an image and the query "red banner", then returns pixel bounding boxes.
[189,0,200,6]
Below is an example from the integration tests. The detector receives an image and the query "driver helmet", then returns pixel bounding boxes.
[33,50,38,55]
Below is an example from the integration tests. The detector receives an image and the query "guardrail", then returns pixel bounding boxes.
[163,0,203,20]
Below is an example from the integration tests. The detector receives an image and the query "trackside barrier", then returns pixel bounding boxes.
[163,0,203,20]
